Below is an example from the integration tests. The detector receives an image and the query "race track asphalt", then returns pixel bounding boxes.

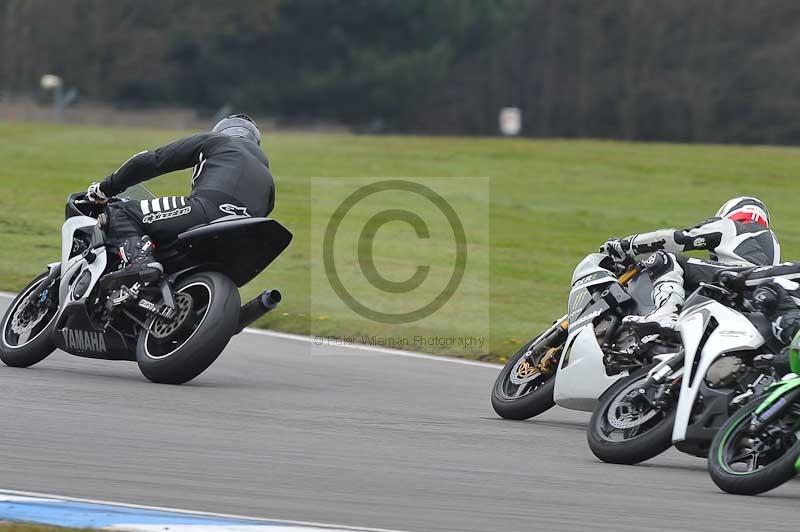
[0,295,798,532]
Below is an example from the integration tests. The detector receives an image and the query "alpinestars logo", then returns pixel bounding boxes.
[62,328,107,353]
[219,204,250,217]
[142,206,192,224]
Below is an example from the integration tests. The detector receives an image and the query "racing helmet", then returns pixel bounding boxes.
[715,196,770,227]
[212,114,261,145]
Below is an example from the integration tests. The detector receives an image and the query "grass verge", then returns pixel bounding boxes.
[1,123,798,361]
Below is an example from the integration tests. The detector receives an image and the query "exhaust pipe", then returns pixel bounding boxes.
[236,289,282,333]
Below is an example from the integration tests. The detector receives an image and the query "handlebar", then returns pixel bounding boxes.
[697,281,756,312]
[66,192,117,220]
[698,282,734,298]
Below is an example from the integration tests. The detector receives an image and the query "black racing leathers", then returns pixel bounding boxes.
[739,263,800,343]
[99,133,275,246]
[100,132,274,217]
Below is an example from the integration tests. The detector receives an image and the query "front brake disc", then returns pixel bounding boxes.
[606,377,659,430]
[10,293,49,335]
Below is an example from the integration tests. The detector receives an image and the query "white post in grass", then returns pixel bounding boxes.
[40,74,65,123]
[499,107,522,136]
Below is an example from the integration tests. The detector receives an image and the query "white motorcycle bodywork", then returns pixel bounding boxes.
[553,254,656,411]
[671,299,765,443]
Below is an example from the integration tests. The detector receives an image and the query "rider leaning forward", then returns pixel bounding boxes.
[84,114,274,289]
[600,197,780,328]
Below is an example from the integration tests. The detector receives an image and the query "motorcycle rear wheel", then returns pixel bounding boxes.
[136,271,240,384]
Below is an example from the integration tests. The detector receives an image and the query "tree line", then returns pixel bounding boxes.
[2,0,799,144]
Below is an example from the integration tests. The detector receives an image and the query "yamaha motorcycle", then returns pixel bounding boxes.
[0,185,292,384]
[491,253,681,420]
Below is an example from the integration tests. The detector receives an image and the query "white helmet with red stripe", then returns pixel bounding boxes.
[715,196,770,227]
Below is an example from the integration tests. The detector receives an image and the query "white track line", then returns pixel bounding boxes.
[0,292,500,369]
[0,489,412,532]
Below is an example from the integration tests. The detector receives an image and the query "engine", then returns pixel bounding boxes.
[705,355,744,389]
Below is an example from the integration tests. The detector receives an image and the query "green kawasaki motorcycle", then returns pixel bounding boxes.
[708,332,800,495]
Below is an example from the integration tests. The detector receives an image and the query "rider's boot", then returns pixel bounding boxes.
[753,348,792,374]
[103,235,163,288]
[623,280,685,331]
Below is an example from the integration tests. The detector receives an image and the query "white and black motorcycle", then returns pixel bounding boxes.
[0,185,292,384]
[491,253,681,420]
[587,282,783,464]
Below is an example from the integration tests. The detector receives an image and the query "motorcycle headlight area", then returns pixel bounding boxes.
[705,356,744,388]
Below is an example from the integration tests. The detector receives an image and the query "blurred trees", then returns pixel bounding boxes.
[3,0,800,143]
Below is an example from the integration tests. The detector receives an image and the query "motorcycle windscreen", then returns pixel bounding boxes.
[118,184,156,201]
[566,271,615,327]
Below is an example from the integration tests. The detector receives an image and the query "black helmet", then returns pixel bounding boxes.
[212,114,261,145]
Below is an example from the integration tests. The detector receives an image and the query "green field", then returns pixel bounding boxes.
[1,122,798,361]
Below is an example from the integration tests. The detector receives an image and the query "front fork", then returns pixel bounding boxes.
[640,351,685,408]
[521,318,569,376]
[31,263,62,302]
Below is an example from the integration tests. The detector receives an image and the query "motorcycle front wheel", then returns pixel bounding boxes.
[587,365,676,464]
[708,396,800,495]
[0,271,59,368]
[491,324,565,420]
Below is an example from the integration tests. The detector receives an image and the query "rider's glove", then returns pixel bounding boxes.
[600,238,631,264]
[716,270,746,292]
[86,182,109,204]
[752,284,781,313]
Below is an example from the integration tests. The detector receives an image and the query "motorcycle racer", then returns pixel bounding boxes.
[85,114,274,288]
[600,197,780,329]
[718,263,800,369]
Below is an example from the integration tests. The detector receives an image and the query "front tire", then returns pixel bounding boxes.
[708,397,800,495]
[491,326,564,420]
[136,271,240,384]
[0,272,59,368]
[588,365,676,464]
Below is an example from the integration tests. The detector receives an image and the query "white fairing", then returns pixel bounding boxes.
[56,216,107,312]
[553,253,626,411]
[554,325,627,411]
[570,253,612,286]
[671,301,765,442]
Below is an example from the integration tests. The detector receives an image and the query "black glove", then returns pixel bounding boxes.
[600,238,631,264]
[716,270,746,291]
